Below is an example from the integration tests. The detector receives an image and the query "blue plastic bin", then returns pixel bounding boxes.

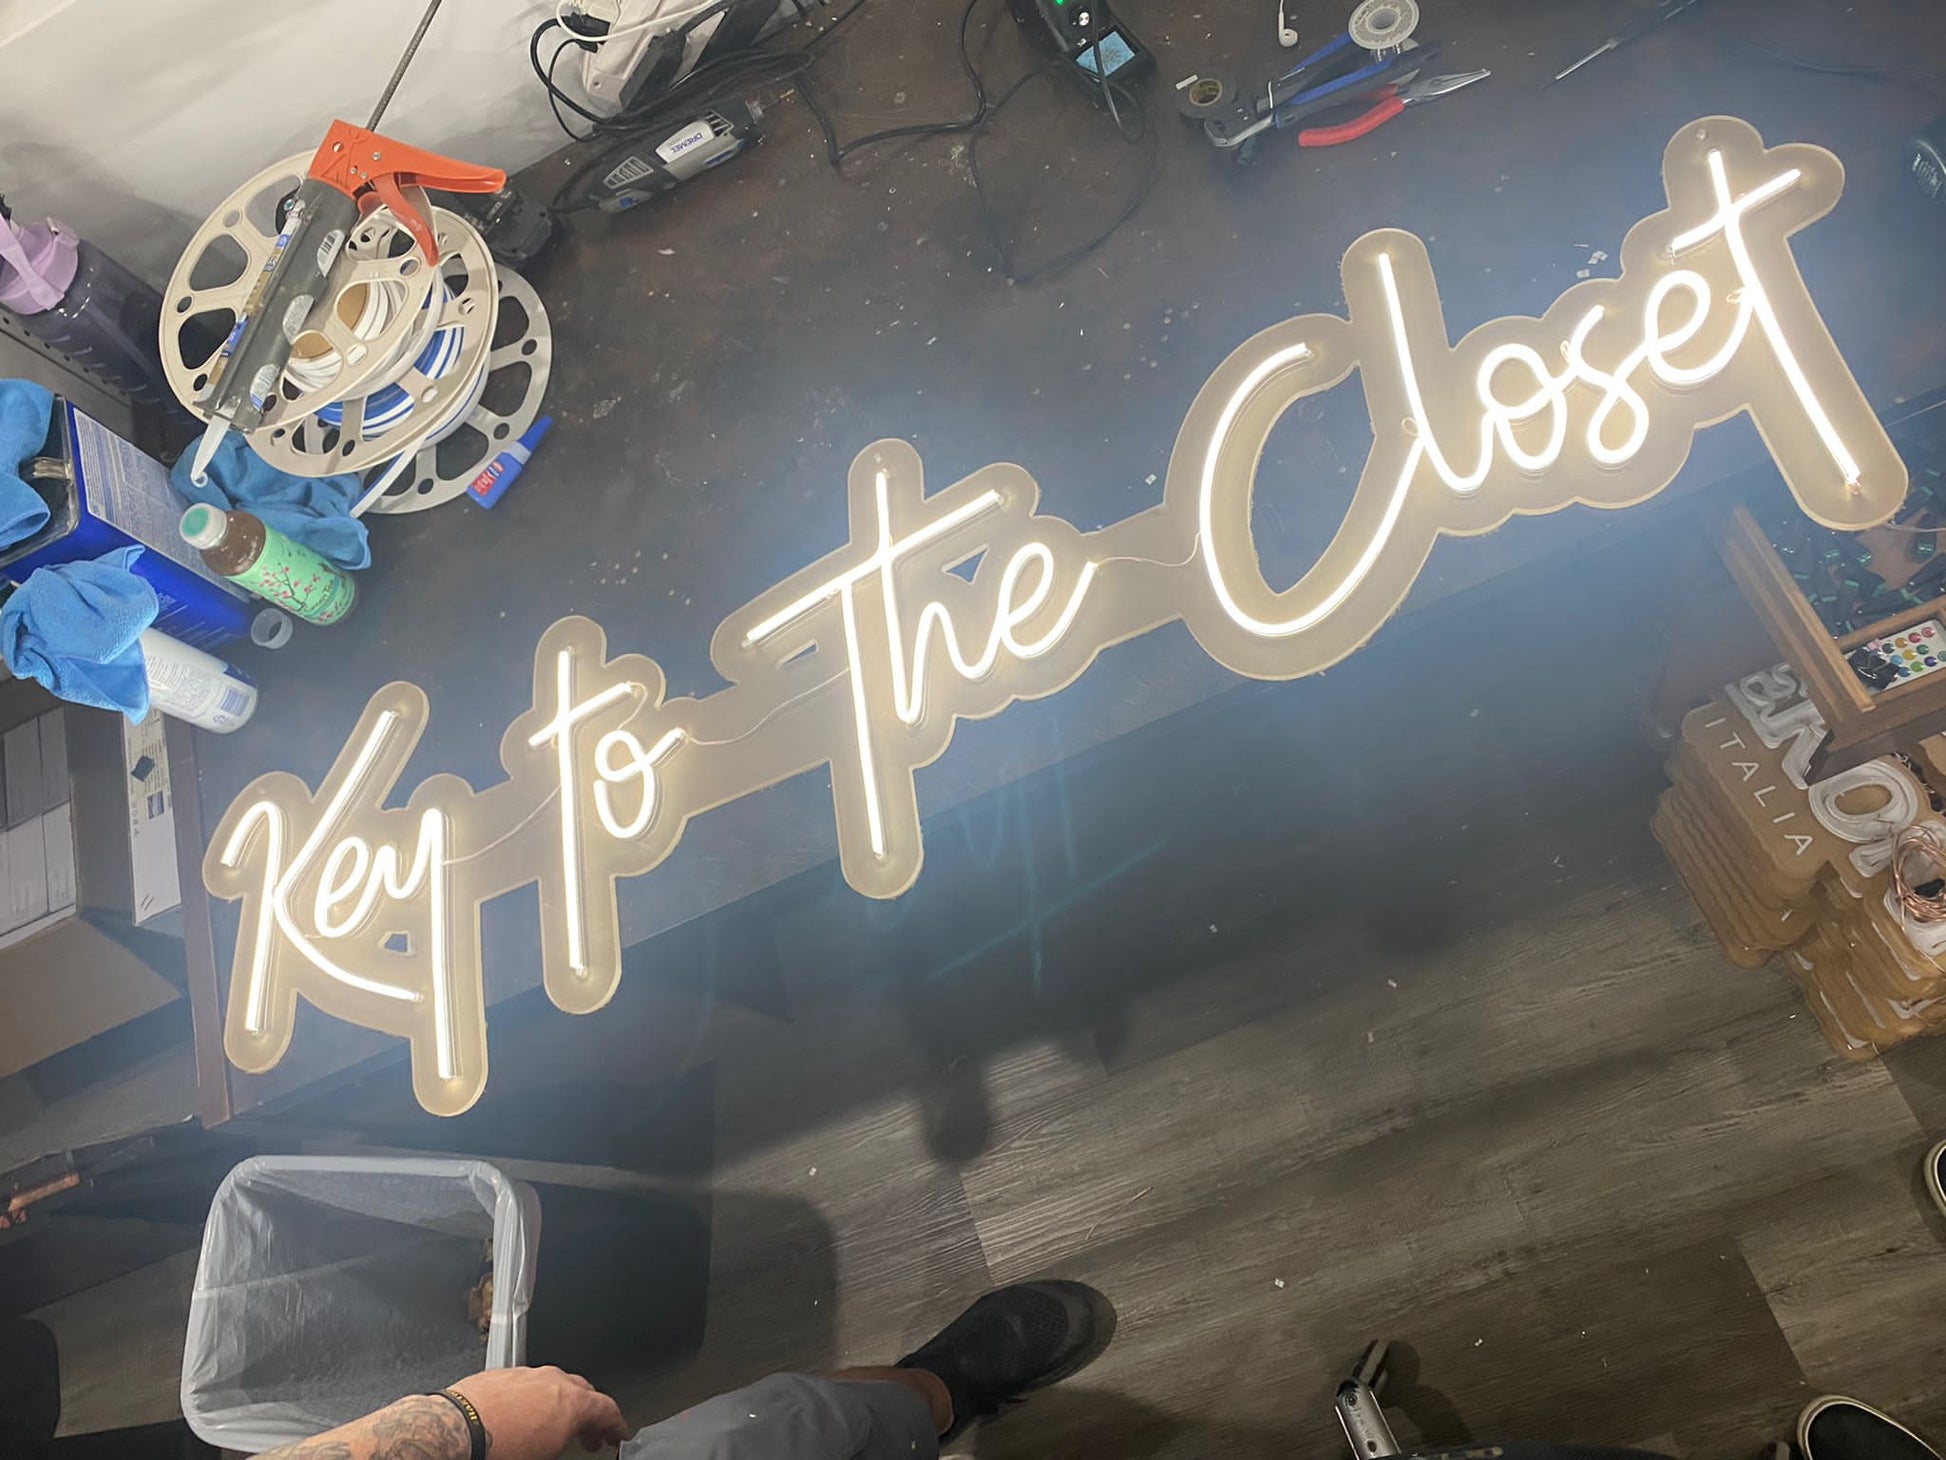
[2,399,249,649]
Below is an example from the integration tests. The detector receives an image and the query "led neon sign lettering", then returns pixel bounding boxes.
[207,119,1909,1114]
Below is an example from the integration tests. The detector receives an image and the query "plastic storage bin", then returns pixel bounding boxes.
[180,1157,541,1454]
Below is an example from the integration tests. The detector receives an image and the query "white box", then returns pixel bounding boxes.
[43,802,75,914]
[5,819,48,926]
[0,822,17,935]
[38,710,68,809]
[3,721,41,826]
[123,716,181,925]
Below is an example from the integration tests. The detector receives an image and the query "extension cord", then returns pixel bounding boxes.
[578,0,722,114]
[575,0,832,115]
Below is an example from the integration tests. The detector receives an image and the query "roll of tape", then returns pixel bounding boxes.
[1174,69,1237,121]
[1347,0,1419,54]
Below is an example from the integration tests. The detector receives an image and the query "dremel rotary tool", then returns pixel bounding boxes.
[582,101,764,213]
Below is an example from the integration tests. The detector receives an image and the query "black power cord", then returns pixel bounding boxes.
[969,61,1154,284]
[797,0,1156,283]
[529,0,867,144]
[799,0,991,163]
[544,0,869,210]
[1729,35,1943,94]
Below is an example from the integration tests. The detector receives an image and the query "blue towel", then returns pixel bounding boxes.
[1,546,158,720]
[0,380,55,552]
[171,434,370,570]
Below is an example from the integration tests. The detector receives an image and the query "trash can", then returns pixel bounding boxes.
[179,1157,542,1454]
[179,1155,710,1455]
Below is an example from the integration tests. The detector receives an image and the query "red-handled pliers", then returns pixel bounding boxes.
[1296,69,1491,147]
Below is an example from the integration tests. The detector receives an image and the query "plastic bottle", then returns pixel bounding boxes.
[179,504,357,625]
[140,629,257,732]
[0,209,171,407]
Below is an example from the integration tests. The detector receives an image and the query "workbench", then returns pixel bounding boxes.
[178,0,1946,1126]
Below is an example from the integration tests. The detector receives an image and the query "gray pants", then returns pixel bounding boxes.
[623,1375,941,1460]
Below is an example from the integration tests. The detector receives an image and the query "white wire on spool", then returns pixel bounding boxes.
[164,153,555,511]
[161,154,439,429]
[357,268,553,515]
[241,205,501,479]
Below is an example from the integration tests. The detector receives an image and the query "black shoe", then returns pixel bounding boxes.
[897,1280,1115,1440]
[1800,1397,1941,1460]
[1927,1139,1946,1220]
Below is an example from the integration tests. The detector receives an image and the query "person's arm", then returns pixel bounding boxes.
[257,1366,632,1460]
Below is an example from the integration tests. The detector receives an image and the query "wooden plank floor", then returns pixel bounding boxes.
[603,519,1946,1460]
[37,517,1946,1451]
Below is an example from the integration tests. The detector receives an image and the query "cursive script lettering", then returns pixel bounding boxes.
[206,118,1908,1114]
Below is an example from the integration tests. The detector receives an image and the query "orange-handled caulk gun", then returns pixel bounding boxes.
[186,0,504,483]
[186,123,504,484]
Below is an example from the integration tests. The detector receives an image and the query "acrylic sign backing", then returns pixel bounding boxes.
[207,118,1907,1114]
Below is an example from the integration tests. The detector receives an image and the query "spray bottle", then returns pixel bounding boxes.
[140,630,258,732]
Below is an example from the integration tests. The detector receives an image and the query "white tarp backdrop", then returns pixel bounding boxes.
[0,0,571,286]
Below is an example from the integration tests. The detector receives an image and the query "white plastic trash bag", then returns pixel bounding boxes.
[180,1155,541,1454]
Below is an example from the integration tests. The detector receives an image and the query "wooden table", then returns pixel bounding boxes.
[179,0,1946,1123]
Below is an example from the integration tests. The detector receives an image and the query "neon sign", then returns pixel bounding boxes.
[207,119,1908,1114]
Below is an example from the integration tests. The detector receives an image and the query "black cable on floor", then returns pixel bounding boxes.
[1729,35,1943,94]
[798,0,992,165]
[796,0,1157,283]
[547,1,869,211]
[531,0,870,148]
[969,61,1156,284]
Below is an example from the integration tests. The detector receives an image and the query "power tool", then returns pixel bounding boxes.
[578,101,764,212]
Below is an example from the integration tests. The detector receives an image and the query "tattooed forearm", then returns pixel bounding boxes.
[256,1395,472,1460]
[258,1441,355,1460]
[370,1396,473,1460]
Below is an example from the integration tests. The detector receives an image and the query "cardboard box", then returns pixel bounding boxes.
[123,712,181,928]
[39,709,69,809]
[4,718,41,826]
[0,682,179,1077]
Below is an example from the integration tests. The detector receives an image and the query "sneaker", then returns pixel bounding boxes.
[897,1280,1115,1440]
[1927,1139,1946,1219]
[1799,1397,1941,1460]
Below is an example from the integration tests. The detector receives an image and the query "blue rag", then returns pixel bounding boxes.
[1,546,158,720]
[171,434,370,570]
[0,380,55,552]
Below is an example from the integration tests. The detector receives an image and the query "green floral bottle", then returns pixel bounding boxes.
[180,504,357,626]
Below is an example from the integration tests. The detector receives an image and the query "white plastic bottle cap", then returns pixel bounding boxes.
[180,503,229,548]
[251,608,293,650]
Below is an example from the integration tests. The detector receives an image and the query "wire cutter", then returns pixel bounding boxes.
[1269,29,1401,112]
[1293,69,1489,146]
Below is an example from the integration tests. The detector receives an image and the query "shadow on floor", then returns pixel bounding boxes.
[966,1387,1293,1460]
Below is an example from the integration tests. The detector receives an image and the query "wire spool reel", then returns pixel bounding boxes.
[1347,0,1418,57]
[360,268,552,513]
[162,154,439,431]
[237,207,499,477]
[161,150,555,512]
